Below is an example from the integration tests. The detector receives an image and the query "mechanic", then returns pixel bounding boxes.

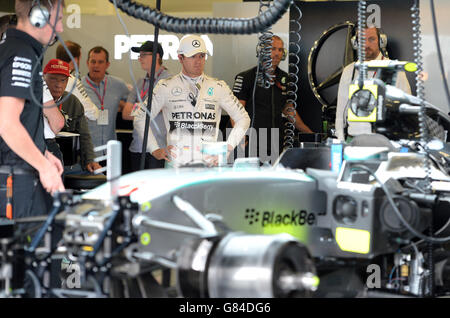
[232,35,313,164]
[56,40,100,121]
[82,46,129,151]
[335,26,411,142]
[44,59,102,175]
[122,40,171,171]
[148,34,250,167]
[0,0,65,222]
[0,11,65,166]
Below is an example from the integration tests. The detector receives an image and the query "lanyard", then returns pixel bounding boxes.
[140,68,164,100]
[55,96,63,111]
[86,76,108,110]
[140,79,148,100]
[351,55,385,81]
[370,55,385,78]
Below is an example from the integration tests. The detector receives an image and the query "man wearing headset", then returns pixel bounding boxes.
[232,35,313,164]
[0,0,65,223]
[335,26,412,142]
[44,59,102,175]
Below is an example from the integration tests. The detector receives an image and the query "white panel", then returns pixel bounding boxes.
[43,11,213,86]
[40,2,290,114]
[421,0,450,113]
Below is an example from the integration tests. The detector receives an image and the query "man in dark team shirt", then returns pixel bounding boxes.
[232,35,313,164]
[0,0,65,221]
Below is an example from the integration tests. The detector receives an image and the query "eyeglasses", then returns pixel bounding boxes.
[138,53,153,58]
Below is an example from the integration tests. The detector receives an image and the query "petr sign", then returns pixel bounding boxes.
[114,34,214,60]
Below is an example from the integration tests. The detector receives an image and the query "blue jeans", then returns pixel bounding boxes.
[64,163,90,176]
[130,152,165,171]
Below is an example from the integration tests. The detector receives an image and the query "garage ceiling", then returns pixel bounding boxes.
[75,0,243,13]
[0,0,14,12]
[1,1,346,14]
[0,0,244,14]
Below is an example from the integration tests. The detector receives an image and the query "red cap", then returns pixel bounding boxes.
[43,59,70,77]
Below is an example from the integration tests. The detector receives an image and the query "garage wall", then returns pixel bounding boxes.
[290,0,416,133]
[2,0,449,116]
[42,10,212,85]
[36,2,288,93]
[421,0,450,114]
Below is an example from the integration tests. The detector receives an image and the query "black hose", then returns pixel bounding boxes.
[428,226,435,297]
[140,0,161,170]
[283,3,302,151]
[26,203,61,253]
[109,0,293,34]
[357,0,367,89]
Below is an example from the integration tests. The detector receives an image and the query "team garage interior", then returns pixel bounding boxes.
[1,0,450,299]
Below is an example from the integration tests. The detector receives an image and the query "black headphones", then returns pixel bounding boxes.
[29,0,51,28]
[350,27,388,55]
[256,38,287,61]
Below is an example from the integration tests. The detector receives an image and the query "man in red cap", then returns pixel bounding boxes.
[56,40,99,121]
[44,59,101,175]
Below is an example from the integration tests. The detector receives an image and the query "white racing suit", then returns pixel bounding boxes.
[66,72,99,121]
[146,73,250,167]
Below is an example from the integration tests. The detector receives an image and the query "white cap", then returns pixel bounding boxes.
[177,34,208,57]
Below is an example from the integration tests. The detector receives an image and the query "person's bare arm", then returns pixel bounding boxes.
[152,145,176,161]
[0,96,64,193]
[43,101,65,134]
[282,105,313,133]
[86,161,102,173]
[118,100,127,113]
[121,101,134,121]
[45,149,64,175]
